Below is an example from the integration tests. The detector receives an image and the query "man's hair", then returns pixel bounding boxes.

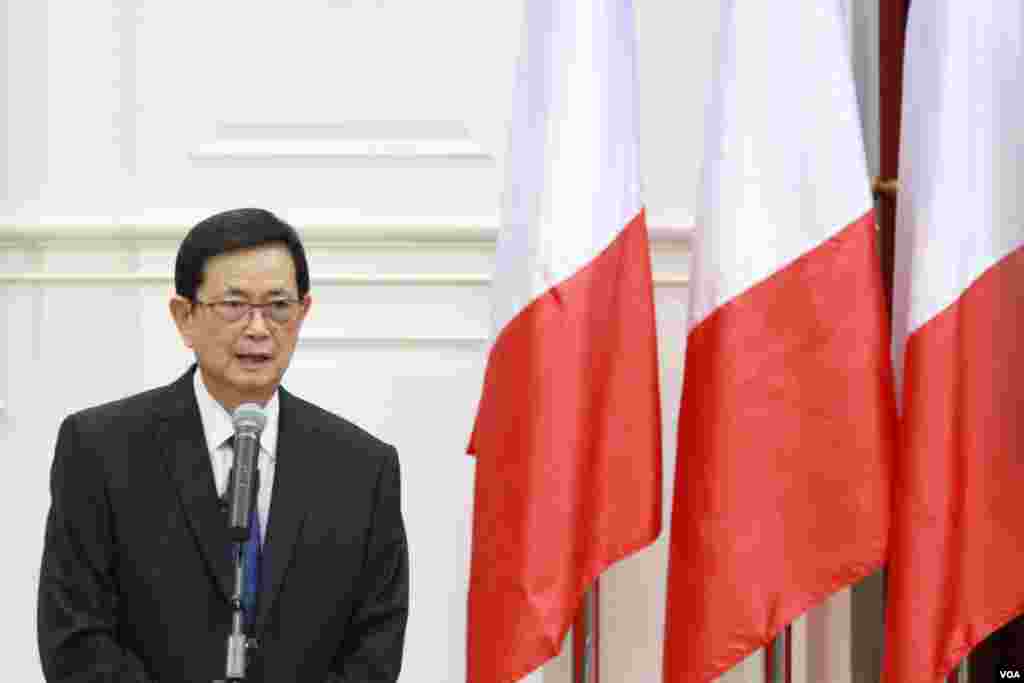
[174,208,311,300]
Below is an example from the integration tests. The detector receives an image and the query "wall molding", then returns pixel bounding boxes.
[114,0,140,174]
[299,329,488,348]
[191,138,493,161]
[0,220,501,243]
[0,271,689,287]
[192,121,494,162]
[0,220,692,287]
[0,220,694,244]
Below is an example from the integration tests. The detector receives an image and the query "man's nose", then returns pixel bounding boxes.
[243,307,272,336]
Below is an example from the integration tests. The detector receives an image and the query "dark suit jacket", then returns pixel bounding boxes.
[38,366,408,682]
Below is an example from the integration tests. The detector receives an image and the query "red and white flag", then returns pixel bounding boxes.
[882,4,1024,681]
[466,0,662,681]
[663,2,896,680]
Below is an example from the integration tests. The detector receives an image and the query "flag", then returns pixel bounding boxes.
[465,0,662,681]
[882,3,1024,681]
[662,2,897,680]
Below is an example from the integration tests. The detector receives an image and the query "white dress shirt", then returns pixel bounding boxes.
[193,370,278,544]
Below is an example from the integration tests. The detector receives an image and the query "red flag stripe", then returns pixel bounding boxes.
[665,212,895,681]
[468,211,661,683]
[883,244,1024,681]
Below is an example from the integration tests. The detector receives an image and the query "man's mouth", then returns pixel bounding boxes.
[236,353,272,365]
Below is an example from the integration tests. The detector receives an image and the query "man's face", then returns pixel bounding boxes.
[171,243,311,411]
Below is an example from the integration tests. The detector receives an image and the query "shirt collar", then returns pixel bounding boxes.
[193,369,279,460]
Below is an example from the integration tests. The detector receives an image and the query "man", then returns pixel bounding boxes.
[37,208,408,682]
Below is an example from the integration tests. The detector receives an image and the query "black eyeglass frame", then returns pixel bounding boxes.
[192,298,304,325]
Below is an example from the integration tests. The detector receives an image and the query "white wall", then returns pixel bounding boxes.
[2,1,880,681]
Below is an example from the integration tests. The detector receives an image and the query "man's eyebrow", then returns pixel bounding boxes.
[221,287,294,298]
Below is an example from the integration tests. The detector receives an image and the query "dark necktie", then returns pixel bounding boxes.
[242,501,262,629]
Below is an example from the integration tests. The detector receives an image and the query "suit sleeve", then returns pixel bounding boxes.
[327,446,409,683]
[38,415,156,683]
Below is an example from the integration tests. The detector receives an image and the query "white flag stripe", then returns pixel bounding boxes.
[688,0,871,330]
[892,2,1024,383]
[492,0,642,336]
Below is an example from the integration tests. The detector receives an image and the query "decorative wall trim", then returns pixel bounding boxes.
[114,0,140,174]
[0,220,501,243]
[0,271,689,287]
[0,221,694,244]
[299,329,488,348]
[192,121,494,162]
[192,138,492,160]
[0,219,692,287]
[0,273,487,286]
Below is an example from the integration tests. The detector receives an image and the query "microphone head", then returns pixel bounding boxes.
[232,403,267,433]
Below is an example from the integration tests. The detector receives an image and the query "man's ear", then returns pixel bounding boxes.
[169,296,196,349]
[294,294,313,330]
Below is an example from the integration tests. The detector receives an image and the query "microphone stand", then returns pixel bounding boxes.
[215,444,261,682]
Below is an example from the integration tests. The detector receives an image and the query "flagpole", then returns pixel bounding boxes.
[763,625,791,683]
[948,661,969,683]
[572,584,599,683]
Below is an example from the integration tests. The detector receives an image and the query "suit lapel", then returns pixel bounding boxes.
[257,386,313,627]
[156,366,234,601]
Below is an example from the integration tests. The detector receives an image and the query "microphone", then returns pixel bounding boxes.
[226,403,267,542]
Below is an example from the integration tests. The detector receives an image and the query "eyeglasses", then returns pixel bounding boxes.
[193,298,303,325]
